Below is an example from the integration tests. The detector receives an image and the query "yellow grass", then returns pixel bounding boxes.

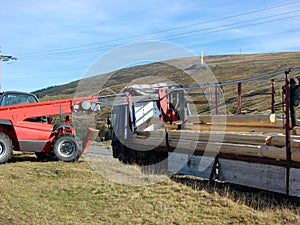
[0,152,299,225]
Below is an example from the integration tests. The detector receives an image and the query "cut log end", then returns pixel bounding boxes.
[269,113,276,123]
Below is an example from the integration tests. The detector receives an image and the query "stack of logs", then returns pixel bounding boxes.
[136,114,300,162]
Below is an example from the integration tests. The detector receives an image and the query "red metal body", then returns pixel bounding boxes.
[158,88,179,123]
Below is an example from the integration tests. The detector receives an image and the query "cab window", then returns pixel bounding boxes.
[0,93,38,106]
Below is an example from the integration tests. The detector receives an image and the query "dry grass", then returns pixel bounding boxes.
[0,152,299,225]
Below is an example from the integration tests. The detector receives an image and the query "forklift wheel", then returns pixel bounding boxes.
[53,133,82,162]
[0,133,13,164]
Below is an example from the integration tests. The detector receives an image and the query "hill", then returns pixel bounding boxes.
[33,51,300,115]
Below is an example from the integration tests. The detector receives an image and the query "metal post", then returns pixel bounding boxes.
[282,86,285,128]
[237,83,242,114]
[284,70,291,196]
[215,86,218,115]
[271,79,275,114]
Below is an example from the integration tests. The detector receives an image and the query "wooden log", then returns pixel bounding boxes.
[260,145,286,160]
[259,145,300,162]
[265,135,300,150]
[188,114,276,124]
[167,139,261,157]
[173,130,268,145]
[185,124,284,134]
[293,151,300,162]
[292,127,300,135]
[147,114,284,129]
[134,136,261,157]
[138,130,269,145]
[187,114,283,128]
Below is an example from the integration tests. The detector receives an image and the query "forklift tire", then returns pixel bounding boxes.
[53,133,82,162]
[0,133,13,164]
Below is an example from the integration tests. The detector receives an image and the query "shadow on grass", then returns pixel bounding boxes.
[9,152,86,164]
[10,153,39,163]
[171,174,300,210]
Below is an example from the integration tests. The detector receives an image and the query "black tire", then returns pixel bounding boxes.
[52,133,82,162]
[118,144,127,163]
[0,133,13,164]
[127,149,137,165]
[112,133,120,158]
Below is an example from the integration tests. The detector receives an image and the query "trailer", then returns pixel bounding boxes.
[109,69,300,198]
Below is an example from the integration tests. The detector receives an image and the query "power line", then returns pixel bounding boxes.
[165,13,300,41]
[18,1,300,58]
[158,9,300,41]
[20,10,300,59]
[20,13,300,59]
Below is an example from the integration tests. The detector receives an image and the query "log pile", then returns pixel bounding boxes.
[136,113,300,162]
[185,114,284,133]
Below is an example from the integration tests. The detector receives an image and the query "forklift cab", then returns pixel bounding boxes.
[0,91,39,106]
[0,91,46,122]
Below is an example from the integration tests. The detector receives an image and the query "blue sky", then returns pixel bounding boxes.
[1,0,300,92]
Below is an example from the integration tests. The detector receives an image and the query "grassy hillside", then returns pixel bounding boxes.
[33,51,300,115]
